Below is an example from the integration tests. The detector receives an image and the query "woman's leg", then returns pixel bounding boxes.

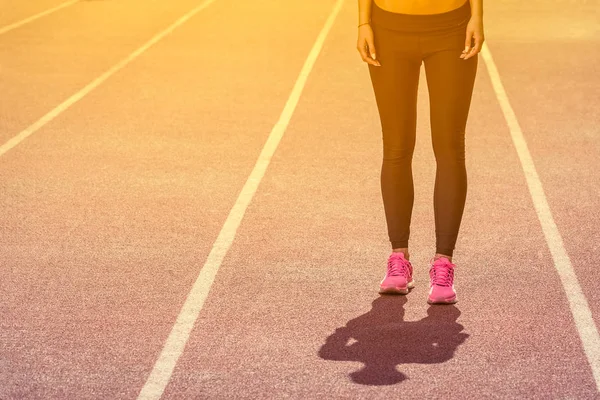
[421,28,478,259]
[367,25,422,254]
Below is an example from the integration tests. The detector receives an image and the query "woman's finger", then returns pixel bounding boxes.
[473,36,484,54]
[357,40,370,62]
[366,37,377,60]
[360,45,376,65]
[463,31,473,54]
[366,38,381,66]
[463,35,483,60]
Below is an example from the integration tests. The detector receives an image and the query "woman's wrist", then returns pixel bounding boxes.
[469,0,483,19]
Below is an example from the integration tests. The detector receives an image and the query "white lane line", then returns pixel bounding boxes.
[481,42,600,392]
[0,0,218,158]
[135,0,345,398]
[0,0,79,35]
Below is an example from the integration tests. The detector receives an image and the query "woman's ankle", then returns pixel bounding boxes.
[434,253,452,262]
[392,248,409,260]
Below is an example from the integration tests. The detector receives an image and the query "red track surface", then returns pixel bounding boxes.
[1,0,599,398]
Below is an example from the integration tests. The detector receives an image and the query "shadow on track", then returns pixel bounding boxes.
[317,295,469,385]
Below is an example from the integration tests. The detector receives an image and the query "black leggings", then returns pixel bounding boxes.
[367,0,478,257]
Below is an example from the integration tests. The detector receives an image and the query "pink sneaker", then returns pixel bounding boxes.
[379,252,415,295]
[427,256,458,304]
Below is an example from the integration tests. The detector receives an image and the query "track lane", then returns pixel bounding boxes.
[0,0,77,32]
[0,0,339,398]
[0,0,202,144]
[483,0,600,367]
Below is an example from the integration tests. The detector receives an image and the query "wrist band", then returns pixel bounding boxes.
[358,22,370,27]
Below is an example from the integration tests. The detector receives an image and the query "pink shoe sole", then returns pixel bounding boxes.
[379,280,416,295]
[427,295,458,305]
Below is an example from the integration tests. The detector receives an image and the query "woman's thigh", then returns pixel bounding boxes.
[421,28,478,152]
[368,24,423,157]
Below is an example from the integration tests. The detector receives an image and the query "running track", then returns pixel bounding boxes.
[1,0,599,398]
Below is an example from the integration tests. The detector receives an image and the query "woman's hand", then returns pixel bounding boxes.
[357,24,381,66]
[460,16,484,60]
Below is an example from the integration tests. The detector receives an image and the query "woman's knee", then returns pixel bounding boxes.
[432,130,466,162]
[383,137,416,161]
